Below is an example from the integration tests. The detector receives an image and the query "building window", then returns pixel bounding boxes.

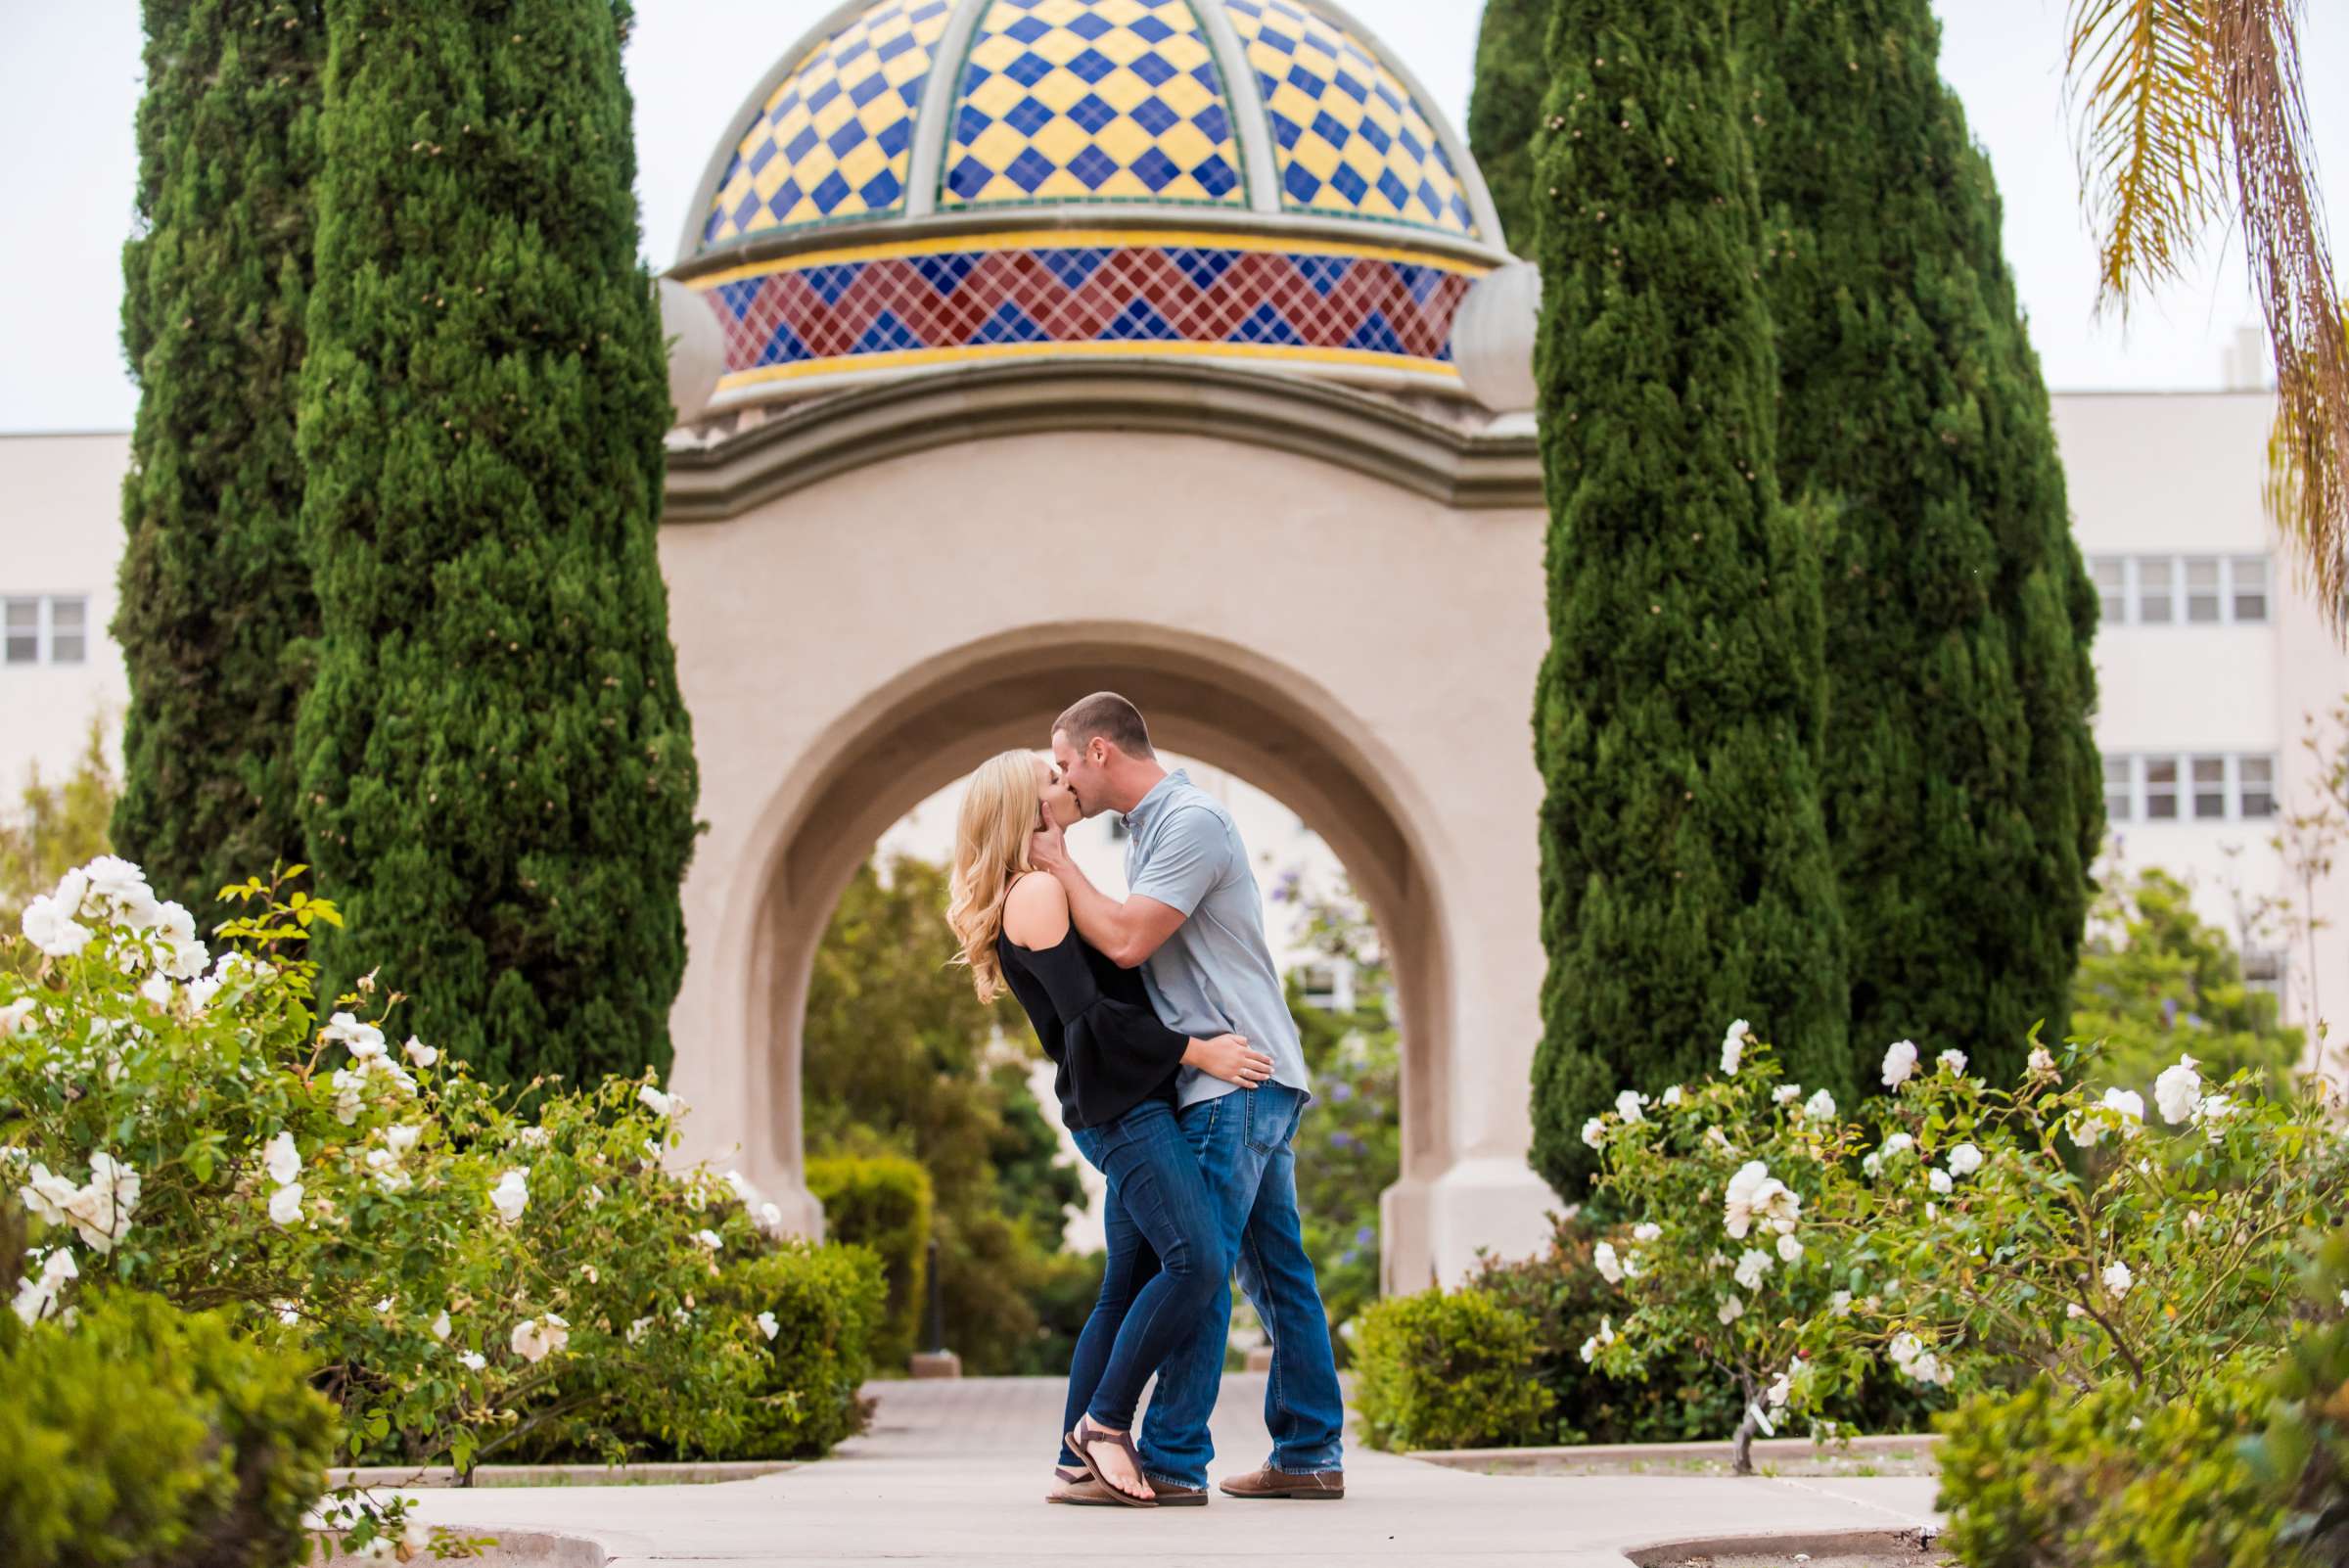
[2185,558,2223,623]
[2102,754,2133,822]
[2,598,35,665]
[2137,557,2175,623]
[2090,556,2127,623]
[2243,947,2287,1006]
[2232,556,2270,623]
[2,594,88,667]
[2191,754,2229,818]
[2239,755,2276,818]
[2104,752,2280,823]
[1297,959,1353,1013]
[2098,554,2271,625]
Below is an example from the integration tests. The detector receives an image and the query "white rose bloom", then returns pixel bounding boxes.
[12,1246,78,1325]
[65,1154,141,1253]
[2066,1302,2089,1319]
[626,1316,654,1345]
[386,1125,424,1156]
[638,1084,674,1118]
[585,1183,607,1211]
[21,894,92,957]
[1734,1249,1773,1291]
[1928,1168,1954,1196]
[1614,1090,1646,1124]
[20,1164,75,1227]
[402,1519,433,1556]
[138,974,173,1009]
[1704,1125,1734,1156]
[1717,1294,1745,1326]
[329,1068,365,1127]
[431,1311,452,1342]
[1803,1088,1836,1123]
[357,1536,397,1562]
[2102,1261,2134,1297]
[511,1314,571,1363]
[2154,1057,2204,1125]
[1721,1019,1752,1075]
[1881,1039,1919,1087]
[1862,1152,1882,1178]
[2099,1087,2147,1137]
[1773,1083,1802,1106]
[1947,1143,1984,1177]
[489,1169,530,1224]
[161,938,208,982]
[1633,1222,1662,1243]
[263,1132,301,1186]
[1724,1161,1800,1240]
[757,1311,780,1342]
[1776,1232,1804,1264]
[759,1202,783,1232]
[0,996,35,1038]
[1581,1117,1607,1151]
[1882,1132,1915,1160]
[1593,1241,1624,1284]
[1661,1085,1682,1108]
[1829,1290,1854,1317]
[184,974,224,1013]
[1765,1369,1792,1411]
[1937,1049,1968,1077]
[2027,1044,2057,1077]
[1888,1331,1923,1369]
[516,1127,550,1150]
[2196,1092,2238,1138]
[268,1182,306,1227]
[693,1229,724,1251]
[152,900,195,946]
[458,1351,488,1371]
[81,855,150,909]
[322,1011,389,1061]
[403,1036,438,1068]
[725,1170,759,1207]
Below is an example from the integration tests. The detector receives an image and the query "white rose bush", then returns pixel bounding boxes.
[1,857,886,1553]
[1570,1017,2349,1474]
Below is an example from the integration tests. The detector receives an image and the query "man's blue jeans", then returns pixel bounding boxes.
[1135,1083,1346,1490]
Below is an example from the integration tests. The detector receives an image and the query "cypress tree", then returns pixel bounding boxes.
[297,0,699,1086]
[1750,0,2102,1087]
[1466,0,1551,254]
[115,1,324,910]
[1528,0,1851,1194]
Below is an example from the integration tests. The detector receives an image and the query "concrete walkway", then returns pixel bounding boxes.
[392,1375,1943,1566]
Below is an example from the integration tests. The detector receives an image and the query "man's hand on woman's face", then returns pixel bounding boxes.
[1030,817,1071,874]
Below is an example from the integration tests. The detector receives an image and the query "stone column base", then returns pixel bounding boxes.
[1425,1156,1559,1285]
[908,1351,963,1379]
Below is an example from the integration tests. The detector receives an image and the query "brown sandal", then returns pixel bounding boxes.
[1065,1417,1157,1507]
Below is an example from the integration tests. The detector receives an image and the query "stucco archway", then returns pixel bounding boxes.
[706,623,1457,1291]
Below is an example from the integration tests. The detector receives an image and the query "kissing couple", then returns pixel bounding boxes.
[944,691,1348,1508]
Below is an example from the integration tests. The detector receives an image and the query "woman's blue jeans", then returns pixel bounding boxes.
[1056,1095,1222,1457]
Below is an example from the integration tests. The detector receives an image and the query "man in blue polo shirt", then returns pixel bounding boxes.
[1032,690,1346,1503]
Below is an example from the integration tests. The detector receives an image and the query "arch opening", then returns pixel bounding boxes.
[715,622,1458,1293]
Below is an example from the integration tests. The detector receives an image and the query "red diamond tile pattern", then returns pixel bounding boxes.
[703,242,1475,377]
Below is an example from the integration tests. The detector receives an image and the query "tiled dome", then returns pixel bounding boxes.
[692,0,1493,251]
[676,0,1505,408]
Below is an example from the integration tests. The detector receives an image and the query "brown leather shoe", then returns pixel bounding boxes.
[1144,1480,1209,1506]
[1218,1464,1345,1499]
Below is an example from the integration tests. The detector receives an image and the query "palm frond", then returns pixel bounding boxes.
[2064,0,2228,315]
[2219,0,2349,632]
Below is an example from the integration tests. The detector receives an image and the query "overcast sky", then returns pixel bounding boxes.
[3,0,2342,432]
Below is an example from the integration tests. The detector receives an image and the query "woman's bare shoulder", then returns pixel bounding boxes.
[1001,871,1072,948]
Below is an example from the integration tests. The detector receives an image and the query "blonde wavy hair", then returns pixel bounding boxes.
[946,750,1044,1003]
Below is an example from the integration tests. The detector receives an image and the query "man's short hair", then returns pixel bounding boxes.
[1054,691,1154,760]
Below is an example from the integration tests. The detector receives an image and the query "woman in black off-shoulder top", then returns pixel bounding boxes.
[949,750,1273,1508]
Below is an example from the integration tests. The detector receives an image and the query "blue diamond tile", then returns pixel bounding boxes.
[1131,14,1174,44]
[826,117,867,157]
[1311,109,1351,149]
[1295,254,1351,297]
[1170,247,1236,289]
[946,155,993,198]
[746,137,776,176]
[857,167,904,209]
[1347,310,1405,356]
[974,301,1050,344]
[1286,63,1326,97]
[877,116,913,157]
[1129,51,1176,88]
[1230,302,1304,346]
[849,71,888,108]
[1282,162,1322,204]
[1268,111,1305,151]
[1004,50,1054,87]
[1067,145,1120,190]
[1192,154,1239,198]
[800,262,860,305]
[1068,92,1118,134]
[1398,126,1426,161]
[1066,47,1116,84]
[1004,146,1057,192]
[758,320,809,366]
[1040,247,1109,288]
[874,28,915,63]
[1331,68,1369,103]
[955,103,993,143]
[1330,163,1368,204]
[1101,298,1178,341]
[1193,103,1230,144]
[1357,115,1391,156]
[1004,14,1050,43]
[856,309,922,353]
[809,169,852,212]
[1006,94,1056,136]
[1376,169,1410,209]
[1066,10,1112,39]
[806,76,842,115]
[1130,95,1179,136]
[725,192,760,235]
[784,124,820,162]
[1403,262,1444,305]
[913,253,978,295]
[714,278,761,320]
[1129,146,1179,192]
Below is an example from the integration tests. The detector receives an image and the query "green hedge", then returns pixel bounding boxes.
[807,1153,932,1370]
[1936,1225,2349,1565]
[730,1242,888,1458]
[1351,1286,1555,1452]
[0,1289,337,1568]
